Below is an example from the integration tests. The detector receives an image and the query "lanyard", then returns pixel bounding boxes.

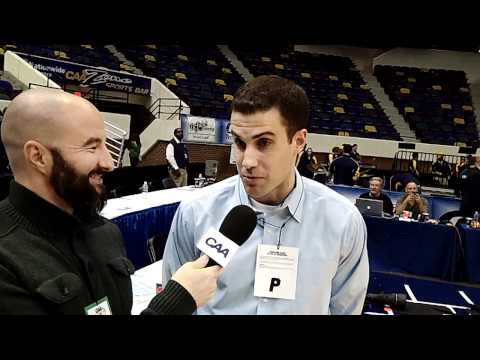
[238,175,305,249]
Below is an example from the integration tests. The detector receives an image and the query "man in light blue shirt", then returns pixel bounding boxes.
[163,75,369,314]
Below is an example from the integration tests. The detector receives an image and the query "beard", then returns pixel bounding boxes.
[49,148,108,217]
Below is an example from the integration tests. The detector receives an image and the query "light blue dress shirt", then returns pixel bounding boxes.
[162,170,369,314]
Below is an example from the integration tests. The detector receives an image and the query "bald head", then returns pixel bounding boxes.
[1,88,101,175]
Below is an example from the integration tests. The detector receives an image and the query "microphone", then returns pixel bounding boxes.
[365,293,408,309]
[206,205,257,267]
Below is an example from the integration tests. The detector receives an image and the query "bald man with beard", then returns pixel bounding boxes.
[0,89,222,315]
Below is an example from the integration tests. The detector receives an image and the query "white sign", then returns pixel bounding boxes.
[185,116,218,143]
[254,245,299,300]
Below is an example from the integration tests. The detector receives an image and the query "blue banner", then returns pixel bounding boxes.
[18,52,151,95]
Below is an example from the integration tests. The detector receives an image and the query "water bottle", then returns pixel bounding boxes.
[196,173,204,188]
[142,181,149,193]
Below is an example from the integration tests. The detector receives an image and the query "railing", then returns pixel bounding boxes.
[393,151,465,174]
[104,122,127,168]
[392,150,467,189]
[83,87,130,104]
[148,97,189,120]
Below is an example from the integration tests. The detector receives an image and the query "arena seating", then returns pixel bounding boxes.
[1,43,122,73]
[230,45,402,141]
[117,45,245,120]
[375,64,479,147]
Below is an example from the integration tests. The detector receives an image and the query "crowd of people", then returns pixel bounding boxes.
[296,142,480,219]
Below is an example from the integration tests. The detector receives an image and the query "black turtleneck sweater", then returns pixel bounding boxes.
[0,181,195,315]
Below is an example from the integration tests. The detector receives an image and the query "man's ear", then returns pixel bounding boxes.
[294,129,307,152]
[24,140,51,176]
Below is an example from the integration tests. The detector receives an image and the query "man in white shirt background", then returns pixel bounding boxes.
[165,128,189,187]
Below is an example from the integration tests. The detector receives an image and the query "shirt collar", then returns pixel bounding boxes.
[8,181,84,237]
[235,169,305,223]
[173,136,180,144]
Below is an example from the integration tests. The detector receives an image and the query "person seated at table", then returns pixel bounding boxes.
[358,176,393,215]
[395,181,430,219]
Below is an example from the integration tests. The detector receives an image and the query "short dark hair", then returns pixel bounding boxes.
[231,75,310,140]
[343,144,352,154]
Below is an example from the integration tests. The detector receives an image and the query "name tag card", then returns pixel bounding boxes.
[254,245,299,300]
[84,296,112,315]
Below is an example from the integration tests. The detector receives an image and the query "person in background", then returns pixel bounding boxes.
[358,177,393,215]
[297,146,318,179]
[328,146,342,167]
[329,144,359,186]
[127,137,141,167]
[408,152,420,180]
[165,128,189,187]
[432,155,451,186]
[459,155,480,217]
[452,155,471,197]
[351,144,361,162]
[395,181,429,219]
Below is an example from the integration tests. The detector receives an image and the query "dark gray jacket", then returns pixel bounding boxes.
[0,181,195,315]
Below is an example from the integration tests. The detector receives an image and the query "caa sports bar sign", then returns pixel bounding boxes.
[18,52,151,95]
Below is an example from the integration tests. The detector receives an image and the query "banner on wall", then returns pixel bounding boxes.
[181,114,233,145]
[17,52,151,95]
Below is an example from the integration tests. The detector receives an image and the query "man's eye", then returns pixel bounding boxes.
[234,138,245,149]
[258,139,271,148]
